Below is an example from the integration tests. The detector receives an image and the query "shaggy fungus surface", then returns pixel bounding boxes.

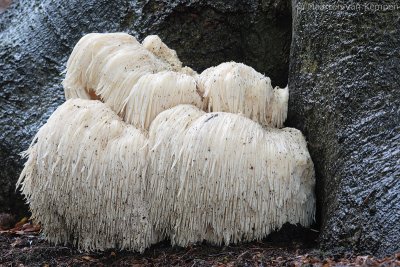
[123,71,203,130]
[18,33,315,252]
[197,62,289,128]
[147,105,314,247]
[18,99,159,252]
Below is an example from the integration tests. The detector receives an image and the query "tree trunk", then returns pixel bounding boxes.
[288,0,400,256]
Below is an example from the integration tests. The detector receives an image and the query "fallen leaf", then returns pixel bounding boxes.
[82,255,95,261]
[15,217,28,228]
[23,224,41,233]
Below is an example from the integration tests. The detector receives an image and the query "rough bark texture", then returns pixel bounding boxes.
[0,0,291,214]
[288,0,400,256]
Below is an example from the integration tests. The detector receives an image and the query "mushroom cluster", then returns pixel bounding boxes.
[18,33,315,252]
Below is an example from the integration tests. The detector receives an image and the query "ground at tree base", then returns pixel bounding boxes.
[0,227,399,267]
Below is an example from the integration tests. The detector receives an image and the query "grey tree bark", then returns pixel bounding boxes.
[288,0,400,256]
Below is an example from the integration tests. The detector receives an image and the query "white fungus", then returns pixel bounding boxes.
[18,32,315,252]
[18,99,160,252]
[63,33,189,116]
[198,62,289,128]
[123,71,203,130]
[147,105,315,247]
[142,35,183,71]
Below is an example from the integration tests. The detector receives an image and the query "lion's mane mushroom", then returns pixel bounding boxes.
[18,33,315,252]
[147,105,314,246]
[198,62,289,128]
[18,99,159,252]
[123,71,203,130]
[63,33,191,115]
